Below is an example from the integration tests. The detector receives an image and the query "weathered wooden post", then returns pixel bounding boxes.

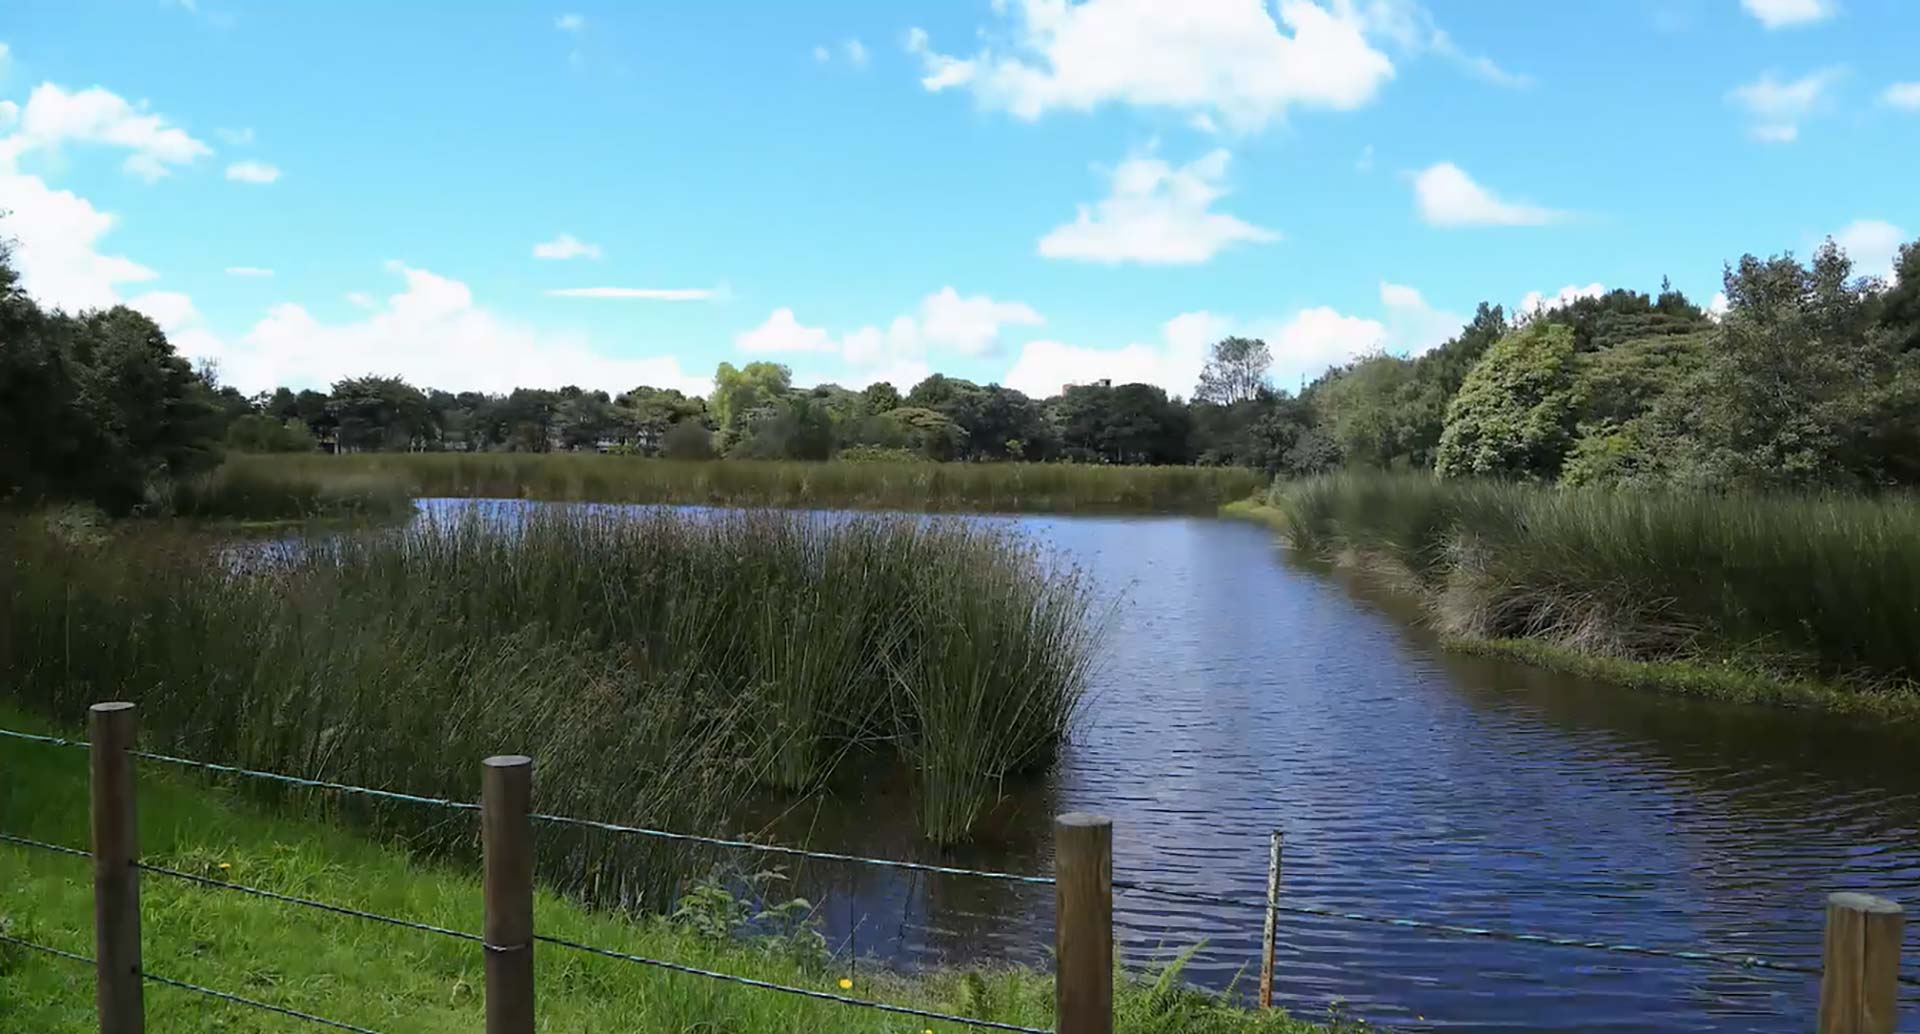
[1055,812,1112,1034]
[1259,828,1283,1009]
[90,701,143,1034]
[482,755,535,1034]
[1817,892,1903,1034]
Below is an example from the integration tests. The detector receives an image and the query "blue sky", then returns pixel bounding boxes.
[2,0,1915,398]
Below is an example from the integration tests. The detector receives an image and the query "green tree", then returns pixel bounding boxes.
[1194,336,1273,404]
[711,361,792,454]
[1435,322,1579,480]
[328,376,436,452]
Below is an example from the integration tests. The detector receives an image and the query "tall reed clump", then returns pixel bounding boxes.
[167,459,415,521]
[1269,472,1920,691]
[0,505,1096,903]
[227,452,1263,514]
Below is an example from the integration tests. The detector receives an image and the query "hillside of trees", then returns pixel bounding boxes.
[5,233,1918,514]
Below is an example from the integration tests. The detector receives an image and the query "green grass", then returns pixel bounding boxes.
[1,503,1096,909]
[227,453,1264,515]
[1261,473,1920,712]
[0,707,1337,1034]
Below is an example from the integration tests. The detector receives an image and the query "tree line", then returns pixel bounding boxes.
[6,232,1919,514]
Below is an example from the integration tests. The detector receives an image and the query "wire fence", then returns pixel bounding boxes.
[4,718,1914,1033]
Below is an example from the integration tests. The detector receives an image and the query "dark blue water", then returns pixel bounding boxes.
[422,501,1920,1033]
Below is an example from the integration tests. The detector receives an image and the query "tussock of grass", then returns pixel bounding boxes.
[230,453,1264,515]
[0,708,1335,1034]
[1264,473,1920,711]
[0,505,1096,909]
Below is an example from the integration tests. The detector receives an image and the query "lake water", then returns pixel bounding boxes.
[424,501,1920,1032]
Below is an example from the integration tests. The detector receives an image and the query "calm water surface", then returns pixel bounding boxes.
[428,501,1920,1033]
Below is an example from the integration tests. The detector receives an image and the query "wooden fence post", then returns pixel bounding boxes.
[482,755,534,1034]
[1259,828,1282,1009]
[1817,892,1903,1034]
[89,702,143,1034]
[1055,812,1112,1034]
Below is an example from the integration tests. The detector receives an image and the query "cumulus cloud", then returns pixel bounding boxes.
[545,286,724,300]
[1412,162,1568,227]
[1740,0,1838,29]
[225,160,281,184]
[1039,149,1277,264]
[999,280,1464,398]
[225,266,274,277]
[844,39,869,66]
[0,83,210,180]
[1003,311,1226,399]
[1517,282,1605,317]
[556,13,585,32]
[905,0,1396,132]
[1728,68,1841,142]
[736,287,1046,383]
[1832,219,1907,281]
[531,233,603,260]
[0,165,157,311]
[193,262,711,396]
[1882,82,1920,110]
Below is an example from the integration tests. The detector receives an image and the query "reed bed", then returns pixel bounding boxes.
[227,452,1263,515]
[0,505,1096,905]
[1268,472,1920,690]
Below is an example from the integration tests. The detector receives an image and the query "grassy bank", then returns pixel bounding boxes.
[0,708,1331,1033]
[1,504,1095,907]
[1255,473,1920,714]
[225,452,1264,515]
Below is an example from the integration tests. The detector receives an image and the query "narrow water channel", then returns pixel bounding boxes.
[425,501,1920,1033]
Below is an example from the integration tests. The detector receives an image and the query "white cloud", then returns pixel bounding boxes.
[1,83,210,180]
[345,291,376,309]
[531,233,602,260]
[225,266,274,277]
[1356,0,1530,88]
[1003,311,1226,398]
[192,262,711,396]
[1728,68,1841,142]
[0,165,157,311]
[545,286,723,301]
[1265,305,1385,382]
[215,126,254,146]
[225,160,281,184]
[844,39,869,66]
[918,286,1044,355]
[738,287,1045,380]
[0,101,19,130]
[1039,149,1277,264]
[1517,282,1605,316]
[905,0,1396,132]
[1740,0,1837,29]
[1707,291,1730,319]
[556,13,585,32]
[1376,280,1463,354]
[736,308,838,354]
[1832,219,1907,281]
[1188,112,1218,134]
[813,45,831,63]
[1882,82,1920,110]
[1412,162,1567,227]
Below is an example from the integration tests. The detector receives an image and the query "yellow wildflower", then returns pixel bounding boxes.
[837,977,852,990]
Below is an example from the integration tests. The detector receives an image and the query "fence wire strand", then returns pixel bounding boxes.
[0,727,87,750]
[135,861,489,946]
[536,933,1053,1033]
[1112,878,1920,986]
[529,809,1054,885]
[0,933,387,1033]
[131,748,483,812]
[0,830,91,859]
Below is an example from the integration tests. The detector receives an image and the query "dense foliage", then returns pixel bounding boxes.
[7,230,1918,514]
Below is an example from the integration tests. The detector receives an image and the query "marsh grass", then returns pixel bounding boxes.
[0,504,1097,905]
[227,452,1264,514]
[168,460,415,522]
[1269,472,1920,694]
